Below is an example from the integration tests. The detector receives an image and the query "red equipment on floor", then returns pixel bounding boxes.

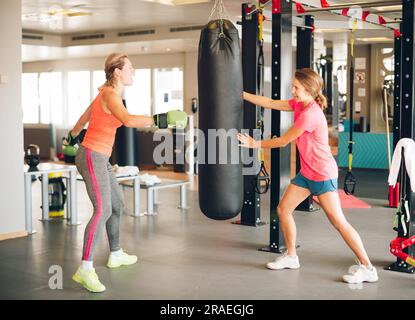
[390,236,415,267]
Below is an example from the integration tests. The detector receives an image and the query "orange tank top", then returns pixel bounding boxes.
[82,88,123,157]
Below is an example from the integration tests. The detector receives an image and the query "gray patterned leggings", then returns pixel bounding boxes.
[75,145,125,261]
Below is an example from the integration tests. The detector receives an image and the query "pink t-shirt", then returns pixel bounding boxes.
[289,99,338,181]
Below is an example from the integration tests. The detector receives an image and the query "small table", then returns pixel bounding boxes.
[121,178,190,215]
[24,163,79,235]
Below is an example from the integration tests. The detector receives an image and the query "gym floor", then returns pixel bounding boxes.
[0,168,413,300]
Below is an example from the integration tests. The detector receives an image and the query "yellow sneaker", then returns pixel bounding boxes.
[107,249,138,268]
[72,267,106,293]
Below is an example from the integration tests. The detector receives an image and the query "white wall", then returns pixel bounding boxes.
[0,0,25,235]
[332,37,348,72]
[314,33,327,63]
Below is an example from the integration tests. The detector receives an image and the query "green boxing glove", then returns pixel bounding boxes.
[167,110,188,129]
[62,143,77,163]
[153,110,188,129]
[153,113,168,129]
[63,145,77,157]
[62,130,79,163]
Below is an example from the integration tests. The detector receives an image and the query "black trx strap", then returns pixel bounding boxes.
[254,7,270,195]
[344,21,357,195]
[394,148,410,237]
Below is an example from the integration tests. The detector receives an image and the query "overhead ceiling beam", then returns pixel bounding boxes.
[372,9,402,14]
[383,19,402,24]
[298,1,402,14]
[247,1,402,17]
[294,1,401,32]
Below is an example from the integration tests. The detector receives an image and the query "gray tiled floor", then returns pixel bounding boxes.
[0,169,413,300]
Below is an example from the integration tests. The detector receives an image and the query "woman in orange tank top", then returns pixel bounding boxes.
[68,53,153,293]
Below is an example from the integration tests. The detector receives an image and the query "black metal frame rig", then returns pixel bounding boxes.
[238,3,267,227]
[393,23,402,150]
[239,0,293,252]
[386,0,415,274]
[259,0,293,253]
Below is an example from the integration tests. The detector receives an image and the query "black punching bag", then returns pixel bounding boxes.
[113,99,136,166]
[198,19,243,220]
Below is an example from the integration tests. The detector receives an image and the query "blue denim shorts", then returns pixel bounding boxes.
[291,172,338,196]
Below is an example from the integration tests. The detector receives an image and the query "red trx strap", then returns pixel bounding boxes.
[390,236,415,266]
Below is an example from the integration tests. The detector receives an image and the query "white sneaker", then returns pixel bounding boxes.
[347,259,361,274]
[342,264,378,284]
[266,253,300,270]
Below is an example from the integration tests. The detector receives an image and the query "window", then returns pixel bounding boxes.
[39,72,63,124]
[22,73,39,123]
[67,71,91,125]
[154,68,183,114]
[22,72,63,124]
[335,65,347,95]
[22,65,184,125]
[383,57,394,72]
[124,69,152,116]
[92,70,106,95]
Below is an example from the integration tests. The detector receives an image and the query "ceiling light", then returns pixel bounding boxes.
[376,5,402,12]
[166,48,172,52]
[47,4,93,17]
[172,0,210,4]
[357,37,393,42]
[142,0,210,5]
[315,29,347,33]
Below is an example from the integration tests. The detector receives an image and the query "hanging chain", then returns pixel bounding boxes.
[208,0,229,22]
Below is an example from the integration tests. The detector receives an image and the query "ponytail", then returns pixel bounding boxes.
[315,91,327,110]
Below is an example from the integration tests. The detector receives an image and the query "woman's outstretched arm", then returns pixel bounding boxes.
[243,92,293,111]
[238,126,304,149]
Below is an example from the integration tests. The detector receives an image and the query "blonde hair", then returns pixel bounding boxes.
[294,68,327,109]
[100,53,128,89]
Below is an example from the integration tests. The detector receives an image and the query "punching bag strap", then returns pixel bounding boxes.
[218,19,225,38]
[209,0,228,49]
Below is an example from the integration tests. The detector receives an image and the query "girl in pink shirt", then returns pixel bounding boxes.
[238,68,378,284]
